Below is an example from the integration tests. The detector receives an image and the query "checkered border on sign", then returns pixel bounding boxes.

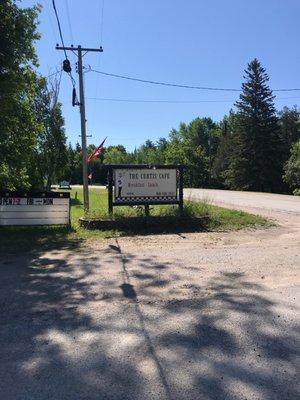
[115,196,177,202]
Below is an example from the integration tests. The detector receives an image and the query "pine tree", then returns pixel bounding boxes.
[213,111,238,187]
[226,59,283,192]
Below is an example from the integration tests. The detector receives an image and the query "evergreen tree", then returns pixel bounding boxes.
[212,111,238,187]
[226,59,283,192]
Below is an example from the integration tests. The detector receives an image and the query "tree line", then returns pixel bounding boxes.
[66,59,300,194]
[1,1,299,194]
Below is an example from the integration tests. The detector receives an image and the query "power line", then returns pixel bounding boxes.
[90,69,300,92]
[45,0,60,45]
[86,96,300,104]
[99,0,105,44]
[52,0,78,102]
[65,0,74,44]
[52,0,67,59]
[90,0,105,134]
[90,69,241,91]
[87,97,236,103]
[276,96,300,100]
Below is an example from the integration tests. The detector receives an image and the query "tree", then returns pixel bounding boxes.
[31,77,68,189]
[225,59,283,192]
[278,106,300,162]
[0,0,42,190]
[103,145,129,164]
[165,118,220,187]
[212,111,238,187]
[283,140,300,194]
[64,142,83,184]
[132,139,167,165]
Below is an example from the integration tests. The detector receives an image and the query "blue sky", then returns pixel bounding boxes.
[23,0,300,150]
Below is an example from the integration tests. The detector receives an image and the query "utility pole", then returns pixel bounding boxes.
[56,45,103,211]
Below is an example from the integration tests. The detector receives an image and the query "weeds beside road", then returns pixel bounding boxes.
[0,188,269,254]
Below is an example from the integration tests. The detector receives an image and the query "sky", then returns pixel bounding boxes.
[23,0,300,151]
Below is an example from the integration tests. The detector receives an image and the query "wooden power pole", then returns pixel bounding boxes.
[56,45,103,211]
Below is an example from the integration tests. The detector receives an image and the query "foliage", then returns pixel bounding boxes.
[293,188,300,196]
[224,59,283,192]
[283,140,300,192]
[103,145,129,164]
[66,95,299,193]
[33,78,68,188]
[164,118,220,187]
[212,111,238,187]
[0,8,298,201]
[278,106,300,162]
[0,0,42,190]
[0,188,270,254]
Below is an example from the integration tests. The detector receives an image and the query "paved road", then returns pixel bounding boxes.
[185,188,300,215]
[0,190,299,400]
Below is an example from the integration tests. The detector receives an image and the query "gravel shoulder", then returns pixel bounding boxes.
[0,190,299,399]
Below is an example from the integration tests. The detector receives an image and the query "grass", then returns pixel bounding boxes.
[0,188,270,254]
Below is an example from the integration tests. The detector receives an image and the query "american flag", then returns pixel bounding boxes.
[87,137,107,163]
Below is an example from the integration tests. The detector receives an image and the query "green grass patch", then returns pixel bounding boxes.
[0,188,270,254]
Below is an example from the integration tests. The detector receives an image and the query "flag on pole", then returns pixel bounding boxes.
[87,137,107,163]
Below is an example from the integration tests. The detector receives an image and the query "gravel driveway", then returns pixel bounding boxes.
[0,190,299,400]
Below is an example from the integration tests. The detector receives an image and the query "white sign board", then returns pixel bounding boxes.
[59,180,71,188]
[0,194,70,226]
[113,168,177,203]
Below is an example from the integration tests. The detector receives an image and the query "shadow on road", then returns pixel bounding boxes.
[0,243,298,399]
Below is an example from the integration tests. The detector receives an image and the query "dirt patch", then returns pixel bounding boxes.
[0,198,299,400]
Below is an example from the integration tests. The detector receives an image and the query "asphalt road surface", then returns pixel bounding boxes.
[0,190,299,400]
[185,188,300,216]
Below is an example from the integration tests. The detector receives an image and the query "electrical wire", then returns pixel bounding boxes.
[65,0,74,44]
[86,96,300,104]
[90,0,105,130]
[52,0,78,104]
[45,0,60,45]
[87,97,236,103]
[90,69,240,91]
[52,0,67,59]
[90,69,300,92]
[100,0,105,44]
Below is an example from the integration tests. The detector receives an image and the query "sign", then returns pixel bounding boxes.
[59,180,71,189]
[107,165,186,215]
[113,168,177,203]
[0,192,70,226]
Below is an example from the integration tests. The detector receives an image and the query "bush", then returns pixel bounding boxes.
[293,188,300,196]
[283,140,300,192]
